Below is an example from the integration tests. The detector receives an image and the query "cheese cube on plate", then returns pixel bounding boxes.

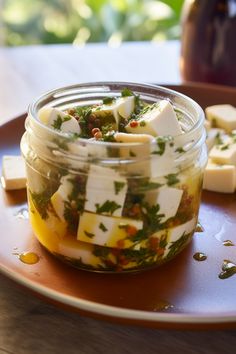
[84,165,127,217]
[125,100,182,137]
[77,211,143,248]
[206,128,226,151]
[209,138,236,165]
[38,107,81,134]
[1,155,26,190]
[205,104,236,133]
[203,159,236,193]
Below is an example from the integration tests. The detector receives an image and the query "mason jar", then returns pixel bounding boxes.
[20,82,207,273]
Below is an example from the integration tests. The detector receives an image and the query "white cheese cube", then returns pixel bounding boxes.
[164,217,196,257]
[114,132,153,143]
[51,175,74,220]
[38,107,81,134]
[117,96,135,119]
[92,96,135,128]
[125,100,182,137]
[209,139,236,165]
[114,132,154,177]
[206,128,226,151]
[77,211,143,248]
[156,187,183,222]
[203,159,236,193]
[84,165,127,217]
[205,104,236,133]
[58,237,99,266]
[1,155,26,190]
[144,186,183,223]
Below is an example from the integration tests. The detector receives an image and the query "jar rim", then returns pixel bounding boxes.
[28,81,205,148]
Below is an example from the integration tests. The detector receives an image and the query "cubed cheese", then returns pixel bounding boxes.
[125,100,182,137]
[206,128,226,151]
[58,237,100,266]
[1,155,26,190]
[84,165,127,217]
[77,211,143,248]
[163,217,196,257]
[93,96,135,127]
[205,104,236,133]
[114,132,154,177]
[144,186,183,223]
[38,107,81,134]
[51,175,74,220]
[209,139,236,165]
[203,159,236,193]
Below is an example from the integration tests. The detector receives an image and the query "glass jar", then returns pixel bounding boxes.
[21,82,207,273]
[180,0,236,86]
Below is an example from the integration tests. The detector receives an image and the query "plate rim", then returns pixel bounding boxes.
[1,83,236,327]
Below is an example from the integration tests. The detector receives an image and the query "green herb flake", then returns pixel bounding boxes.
[121,88,134,97]
[139,120,146,127]
[129,150,136,157]
[103,97,115,105]
[175,147,185,153]
[114,181,126,195]
[52,115,63,130]
[215,132,224,145]
[220,144,230,151]
[99,223,108,232]
[165,173,180,186]
[52,115,71,130]
[95,200,121,215]
[84,230,95,238]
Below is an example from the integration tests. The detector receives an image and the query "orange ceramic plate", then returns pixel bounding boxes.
[1,83,236,330]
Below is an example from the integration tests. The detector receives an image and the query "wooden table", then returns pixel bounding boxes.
[1,41,236,354]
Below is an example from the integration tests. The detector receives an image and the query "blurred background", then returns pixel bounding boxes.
[0,0,185,46]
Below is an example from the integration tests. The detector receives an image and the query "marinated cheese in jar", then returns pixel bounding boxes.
[21,82,207,272]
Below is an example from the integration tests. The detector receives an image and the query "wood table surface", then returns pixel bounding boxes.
[1,41,236,354]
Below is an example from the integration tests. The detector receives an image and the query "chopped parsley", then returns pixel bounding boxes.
[153,136,171,156]
[99,223,108,232]
[84,230,95,238]
[30,190,52,219]
[52,114,71,130]
[95,200,121,215]
[121,88,134,97]
[165,173,180,186]
[114,181,126,195]
[103,97,115,105]
[215,132,224,145]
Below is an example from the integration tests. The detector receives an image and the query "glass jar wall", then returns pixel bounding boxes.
[21,82,207,272]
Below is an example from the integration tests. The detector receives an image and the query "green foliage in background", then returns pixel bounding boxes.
[2,0,185,46]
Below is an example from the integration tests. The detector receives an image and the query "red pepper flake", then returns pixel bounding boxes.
[111,248,121,257]
[116,239,125,248]
[119,257,129,266]
[157,248,164,257]
[149,237,159,250]
[126,225,138,237]
[130,120,138,128]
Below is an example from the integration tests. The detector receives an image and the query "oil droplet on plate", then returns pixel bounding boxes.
[222,240,235,247]
[15,208,29,219]
[153,300,174,312]
[193,252,207,261]
[219,260,236,279]
[18,252,39,265]
[195,221,204,232]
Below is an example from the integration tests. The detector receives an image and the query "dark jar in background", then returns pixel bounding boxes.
[180,0,236,86]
